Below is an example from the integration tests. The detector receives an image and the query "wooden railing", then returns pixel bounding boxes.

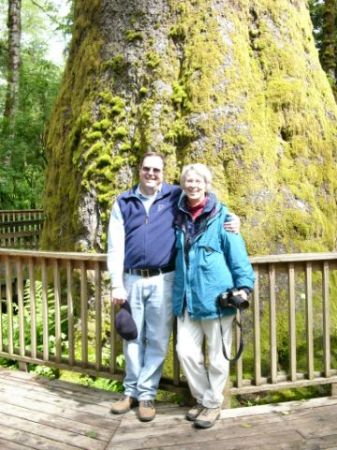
[0,249,337,400]
[231,252,337,399]
[0,210,44,249]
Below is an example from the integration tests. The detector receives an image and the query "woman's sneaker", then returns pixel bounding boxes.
[194,407,221,428]
[185,404,204,421]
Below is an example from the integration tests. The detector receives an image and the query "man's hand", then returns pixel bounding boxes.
[224,213,240,234]
[111,287,127,305]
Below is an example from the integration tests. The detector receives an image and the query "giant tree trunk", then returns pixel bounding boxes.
[42,0,337,255]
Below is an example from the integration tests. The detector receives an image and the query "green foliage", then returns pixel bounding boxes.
[233,384,330,408]
[32,364,59,379]
[309,0,325,51]
[116,353,125,368]
[58,370,124,393]
[0,0,70,209]
[23,280,68,351]
[0,48,62,208]
[0,279,68,376]
[309,0,337,96]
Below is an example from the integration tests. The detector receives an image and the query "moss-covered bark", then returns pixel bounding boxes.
[42,0,337,255]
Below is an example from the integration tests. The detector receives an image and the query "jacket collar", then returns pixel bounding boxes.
[178,192,218,216]
[175,192,222,232]
[124,182,173,201]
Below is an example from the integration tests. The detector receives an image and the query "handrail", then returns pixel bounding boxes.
[0,210,44,249]
[0,248,106,261]
[0,209,43,214]
[1,249,336,262]
[0,249,337,401]
[251,252,337,263]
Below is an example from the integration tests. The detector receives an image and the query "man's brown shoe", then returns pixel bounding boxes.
[138,400,156,422]
[110,396,138,414]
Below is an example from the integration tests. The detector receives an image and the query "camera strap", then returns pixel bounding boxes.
[219,313,244,363]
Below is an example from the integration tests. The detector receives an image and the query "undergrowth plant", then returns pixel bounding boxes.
[0,279,68,377]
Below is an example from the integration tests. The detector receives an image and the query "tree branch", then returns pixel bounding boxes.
[29,0,64,27]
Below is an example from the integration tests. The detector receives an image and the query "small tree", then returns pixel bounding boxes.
[3,0,21,130]
[321,0,336,89]
[0,0,70,209]
[309,0,337,97]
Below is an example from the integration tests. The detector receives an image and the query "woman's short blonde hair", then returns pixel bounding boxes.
[180,163,213,193]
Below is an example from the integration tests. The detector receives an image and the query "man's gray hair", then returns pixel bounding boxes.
[180,163,213,193]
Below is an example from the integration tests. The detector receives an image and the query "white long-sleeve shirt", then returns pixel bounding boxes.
[107,201,125,290]
[107,187,159,294]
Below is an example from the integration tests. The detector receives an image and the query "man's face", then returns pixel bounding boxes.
[139,155,164,195]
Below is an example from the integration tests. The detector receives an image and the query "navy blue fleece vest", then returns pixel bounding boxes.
[118,183,181,270]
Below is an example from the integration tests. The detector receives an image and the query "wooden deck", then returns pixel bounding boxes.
[0,368,336,450]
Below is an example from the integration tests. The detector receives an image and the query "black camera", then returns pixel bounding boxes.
[218,289,249,311]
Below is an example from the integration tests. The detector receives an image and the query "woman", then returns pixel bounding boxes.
[173,163,255,429]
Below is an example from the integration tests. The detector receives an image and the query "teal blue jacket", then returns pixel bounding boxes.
[172,194,255,320]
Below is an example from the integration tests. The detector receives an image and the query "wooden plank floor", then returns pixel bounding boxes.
[0,368,336,450]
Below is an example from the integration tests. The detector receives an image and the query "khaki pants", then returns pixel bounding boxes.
[176,310,234,408]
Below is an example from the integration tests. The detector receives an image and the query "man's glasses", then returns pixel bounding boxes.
[141,166,162,174]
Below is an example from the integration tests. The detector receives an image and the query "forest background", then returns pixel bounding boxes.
[0,0,71,210]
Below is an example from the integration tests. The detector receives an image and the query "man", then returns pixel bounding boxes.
[107,152,239,422]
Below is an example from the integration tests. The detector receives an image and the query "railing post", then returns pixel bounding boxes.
[222,376,232,408]
[80,261,88,367]
[53,259,62,364]
[269,264,277,383]
[235,309,243,388]
[253,267,261,385]
[305,262,314,380]
[322,262,331,378]
[95,261,102,371]
[67,260,74,365]
[331,383,337,397]
[288,263,297,381]
[18,361,28,372]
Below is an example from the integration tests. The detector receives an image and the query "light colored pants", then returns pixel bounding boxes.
[123,271,174,401]
[176,310,234,408]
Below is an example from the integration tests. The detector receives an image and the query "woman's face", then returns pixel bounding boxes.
[183,170,206,205]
